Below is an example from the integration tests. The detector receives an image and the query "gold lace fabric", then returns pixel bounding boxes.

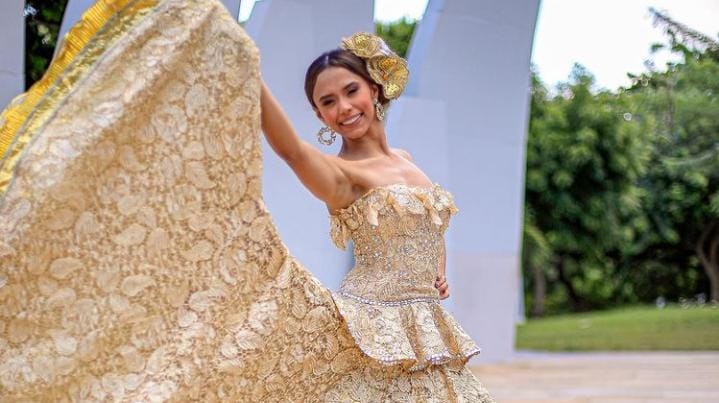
[328,184,479,371]
[0,0,494,401]
[329,183,459,251]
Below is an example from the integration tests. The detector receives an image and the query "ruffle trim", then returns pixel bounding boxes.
[333,292,480,372]
[329,183,459,250]
[0,0,160,196]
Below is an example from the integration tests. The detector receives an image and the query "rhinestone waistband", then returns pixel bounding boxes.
[335,291,440,307]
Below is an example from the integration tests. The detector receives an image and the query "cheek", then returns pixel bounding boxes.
[319,107,339,127]
[358,94,375,112]
[316,105,332,119]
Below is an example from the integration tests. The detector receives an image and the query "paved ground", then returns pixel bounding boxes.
[471,351,719,403]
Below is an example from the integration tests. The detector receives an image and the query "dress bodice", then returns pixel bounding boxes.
[330,183,457,301]
[328,183,480,371]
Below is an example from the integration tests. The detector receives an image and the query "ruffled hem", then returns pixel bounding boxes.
[323,364,496,402]
[332,292,480,372]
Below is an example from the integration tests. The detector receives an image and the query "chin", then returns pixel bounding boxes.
[339,126,370,140]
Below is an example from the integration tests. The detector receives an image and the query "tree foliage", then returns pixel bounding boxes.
[621,9,719,305]
[523,11,719,315]
[523,65,649,313]
[24,0,70,89]
[375,18,416,58]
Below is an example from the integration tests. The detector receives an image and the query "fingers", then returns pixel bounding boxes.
[437,283,449,299]
[435,275,446,288]
[435,275,449,300]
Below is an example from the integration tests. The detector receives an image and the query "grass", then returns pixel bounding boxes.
[516,303,719,351]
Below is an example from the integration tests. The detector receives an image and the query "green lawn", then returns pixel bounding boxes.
[516,304,719,351]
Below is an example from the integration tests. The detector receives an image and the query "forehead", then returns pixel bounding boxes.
[313,67,365,99]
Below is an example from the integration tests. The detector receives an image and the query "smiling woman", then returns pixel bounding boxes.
[311,61,381,139]
[0,1,493,401]
[258,30,495,401]
[305,49,391,110]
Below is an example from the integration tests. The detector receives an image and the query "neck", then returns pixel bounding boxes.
[339,120,391,160]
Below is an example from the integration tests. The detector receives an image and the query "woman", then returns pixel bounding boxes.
[258,32,495,400]
[0,0,494,401]
[260,35,452,296]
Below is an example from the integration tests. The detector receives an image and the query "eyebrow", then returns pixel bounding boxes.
[318,82,357,103]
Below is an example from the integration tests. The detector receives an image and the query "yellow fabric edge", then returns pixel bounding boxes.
[0,0,159,196]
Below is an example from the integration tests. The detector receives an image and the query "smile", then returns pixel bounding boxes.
[340,113,362,126]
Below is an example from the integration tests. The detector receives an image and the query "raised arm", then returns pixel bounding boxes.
[260,79,349,205]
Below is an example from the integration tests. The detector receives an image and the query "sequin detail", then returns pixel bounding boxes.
[337,291,440,306]
[328,184,478,371]
[333,292,481,372]
[329,183,459,251]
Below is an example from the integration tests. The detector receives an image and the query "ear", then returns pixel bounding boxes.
[371,84,380,100]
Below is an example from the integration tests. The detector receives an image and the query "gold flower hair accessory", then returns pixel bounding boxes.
[340,32,409,100]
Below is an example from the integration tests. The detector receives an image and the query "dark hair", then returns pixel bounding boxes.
[304,49,390,109]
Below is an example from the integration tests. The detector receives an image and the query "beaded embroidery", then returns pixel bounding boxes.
[328,183,477,371]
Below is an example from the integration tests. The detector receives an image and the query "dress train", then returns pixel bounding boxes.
[0,0,494,401]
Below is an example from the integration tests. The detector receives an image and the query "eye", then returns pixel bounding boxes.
[322,99,334,106]
[348,87,358,95]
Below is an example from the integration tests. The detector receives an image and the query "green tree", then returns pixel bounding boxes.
[522,9,719,316]
[25,0,70,89]
[523,65,649,313]
[622,9,719,302]
[522,69,554,317]
[375,18,416,58]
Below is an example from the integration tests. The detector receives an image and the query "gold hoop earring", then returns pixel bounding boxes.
[374,99,386,121]
[317,126,336,145]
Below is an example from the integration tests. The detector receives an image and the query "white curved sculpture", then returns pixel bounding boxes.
[0,1,24,109]
[388,0,540,362]
[243,0,374,290]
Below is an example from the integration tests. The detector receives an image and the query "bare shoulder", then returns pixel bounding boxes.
[392,148,413,161]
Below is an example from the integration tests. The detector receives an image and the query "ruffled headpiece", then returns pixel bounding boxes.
[340,32,409,100]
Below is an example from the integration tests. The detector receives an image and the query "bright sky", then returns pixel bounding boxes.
[239,0,718,91]
[531,0,718,90]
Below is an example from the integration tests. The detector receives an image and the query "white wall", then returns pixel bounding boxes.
[244,0,375,289]
[0,1,24,110]
[397,0,540,362]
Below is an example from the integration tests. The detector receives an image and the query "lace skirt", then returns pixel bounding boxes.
[0,0,494,401]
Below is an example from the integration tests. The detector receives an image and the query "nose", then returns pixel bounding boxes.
[338,97,353,115]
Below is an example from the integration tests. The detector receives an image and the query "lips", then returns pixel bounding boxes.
[340,113,362,126]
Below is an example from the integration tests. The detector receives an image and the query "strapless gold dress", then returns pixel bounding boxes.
[0,0,494,401]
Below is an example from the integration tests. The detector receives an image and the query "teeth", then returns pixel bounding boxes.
[341,113,361,125]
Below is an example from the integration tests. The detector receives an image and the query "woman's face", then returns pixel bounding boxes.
[312,66,379,138]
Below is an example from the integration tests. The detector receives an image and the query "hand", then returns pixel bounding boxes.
[435,274,449,300]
